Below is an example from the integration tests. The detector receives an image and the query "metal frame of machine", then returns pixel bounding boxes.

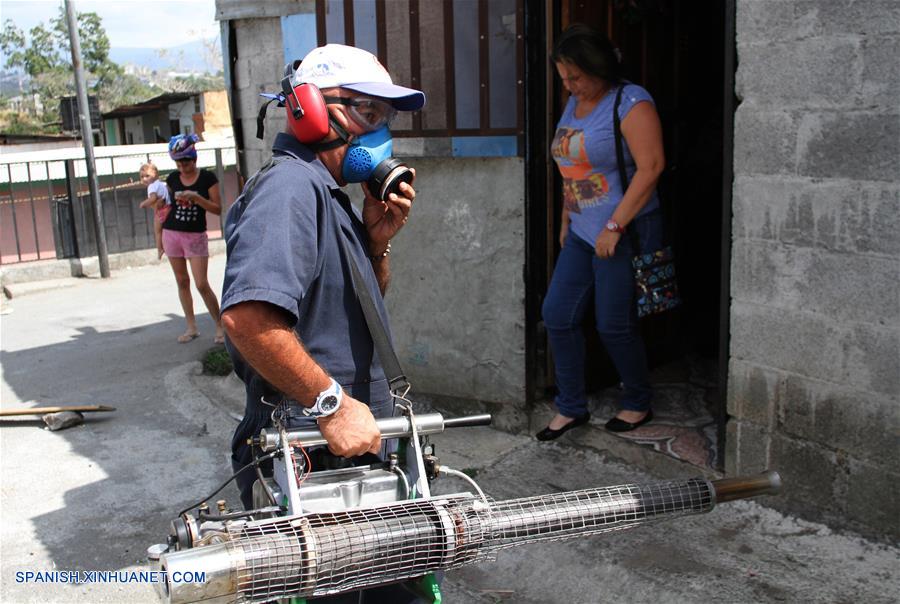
[148,405,781,604]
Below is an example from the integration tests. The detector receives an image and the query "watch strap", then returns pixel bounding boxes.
[303,378,342,417]
[606,220,625,233]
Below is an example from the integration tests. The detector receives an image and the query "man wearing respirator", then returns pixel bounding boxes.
[220,44,425,516]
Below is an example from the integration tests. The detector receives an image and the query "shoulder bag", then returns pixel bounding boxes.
[612,85,681,318]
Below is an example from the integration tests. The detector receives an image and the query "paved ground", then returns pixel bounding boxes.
[2,256,898,604]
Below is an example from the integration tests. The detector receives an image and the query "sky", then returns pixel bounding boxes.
[0,0,218,49]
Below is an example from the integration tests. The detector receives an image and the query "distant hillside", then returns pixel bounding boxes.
[110,38,222,74]
[1,72,25,96]
[0,39,222,97]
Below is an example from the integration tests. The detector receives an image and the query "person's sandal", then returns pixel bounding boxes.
[177,332,200,343]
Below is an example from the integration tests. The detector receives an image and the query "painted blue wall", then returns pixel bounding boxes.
[281,13,318,65]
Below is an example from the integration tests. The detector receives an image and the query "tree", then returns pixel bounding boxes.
[0,21,64,78]
[0,6,130,132]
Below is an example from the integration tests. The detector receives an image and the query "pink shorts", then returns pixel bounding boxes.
[162,229,209,258]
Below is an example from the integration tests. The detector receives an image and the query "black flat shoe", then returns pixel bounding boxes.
[604,409,653,433]
[536,413,591,441]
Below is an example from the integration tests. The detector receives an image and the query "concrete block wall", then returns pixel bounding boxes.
[380,156,526,408]
[730,0,900,539]
[230,18,286,176]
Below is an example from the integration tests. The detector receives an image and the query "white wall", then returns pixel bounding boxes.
[123,116,144,144]
[168,98,200,135]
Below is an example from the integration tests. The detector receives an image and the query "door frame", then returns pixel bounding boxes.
[523,0,737,470]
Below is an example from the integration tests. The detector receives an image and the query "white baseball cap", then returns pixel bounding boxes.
[293,44,426,111]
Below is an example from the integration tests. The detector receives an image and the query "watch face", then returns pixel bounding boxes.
[320,395,339,413]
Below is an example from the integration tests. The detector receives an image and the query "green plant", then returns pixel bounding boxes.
[202,347,233,376]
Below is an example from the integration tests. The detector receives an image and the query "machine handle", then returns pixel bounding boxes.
[443,414,492,429]
[257,412,493,452]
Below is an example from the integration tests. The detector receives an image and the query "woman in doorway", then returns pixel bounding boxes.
[162,133,225,344]
[537,24,665,440]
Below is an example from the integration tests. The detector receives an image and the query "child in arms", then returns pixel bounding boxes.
[139,162,171,259]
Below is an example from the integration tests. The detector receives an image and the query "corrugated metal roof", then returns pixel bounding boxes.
[101,92,196,119]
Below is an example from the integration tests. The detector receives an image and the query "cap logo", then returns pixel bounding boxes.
[311,62,331,78]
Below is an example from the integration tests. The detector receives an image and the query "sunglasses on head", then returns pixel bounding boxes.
[323,95,397,132]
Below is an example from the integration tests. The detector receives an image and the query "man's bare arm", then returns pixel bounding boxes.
[221,300,381,456]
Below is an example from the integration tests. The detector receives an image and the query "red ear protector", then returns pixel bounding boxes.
[257,60,356,153]
[256,59,333,144]
[280,60,330,143]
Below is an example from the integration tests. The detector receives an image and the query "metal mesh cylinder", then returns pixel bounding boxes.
[158,477,728,604]
[227,496,485,602]
[483,478,714,549]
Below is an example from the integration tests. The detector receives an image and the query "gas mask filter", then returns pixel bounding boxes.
[341,126,414,202]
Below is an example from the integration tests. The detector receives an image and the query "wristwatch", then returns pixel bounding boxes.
[303,378,343,418]
[605,220,626,234]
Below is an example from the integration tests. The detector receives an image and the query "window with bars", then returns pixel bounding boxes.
[282,0,524,153]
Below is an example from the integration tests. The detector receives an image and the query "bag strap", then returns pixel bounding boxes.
[239,152,409,395]
[612,84,642,255]
[335,231,410,395]
[612,85,629,193]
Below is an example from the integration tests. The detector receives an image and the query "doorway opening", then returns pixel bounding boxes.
[525,0,734,471]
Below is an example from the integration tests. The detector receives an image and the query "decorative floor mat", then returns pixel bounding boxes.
[586,357,721,470]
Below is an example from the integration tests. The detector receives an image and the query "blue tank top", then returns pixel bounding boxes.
[551,82,660,245]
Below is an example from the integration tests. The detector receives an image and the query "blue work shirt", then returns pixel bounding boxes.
[222,133,393,456]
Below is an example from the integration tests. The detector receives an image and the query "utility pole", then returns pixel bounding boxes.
[65,0,110,278]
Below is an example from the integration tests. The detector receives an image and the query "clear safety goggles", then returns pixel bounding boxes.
[324,95,397,132]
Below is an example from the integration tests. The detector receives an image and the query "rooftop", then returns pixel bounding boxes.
[101,92,199,119]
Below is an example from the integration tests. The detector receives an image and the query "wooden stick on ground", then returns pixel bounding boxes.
[0,405,117,417]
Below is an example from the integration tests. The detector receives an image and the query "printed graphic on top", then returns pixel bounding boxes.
[551,126,609,214]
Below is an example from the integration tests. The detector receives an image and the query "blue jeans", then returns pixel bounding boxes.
[542,212,662,417]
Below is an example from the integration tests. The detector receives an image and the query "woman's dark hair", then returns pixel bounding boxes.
[551,24,621,83]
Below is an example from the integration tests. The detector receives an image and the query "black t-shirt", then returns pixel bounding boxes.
[163,169,218,232]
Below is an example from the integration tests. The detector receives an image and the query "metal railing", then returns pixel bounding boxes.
[0,141,239,265]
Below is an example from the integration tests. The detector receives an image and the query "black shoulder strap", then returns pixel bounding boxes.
[613,85,628,193]
[335,228,409,395]
[613,84,642,255]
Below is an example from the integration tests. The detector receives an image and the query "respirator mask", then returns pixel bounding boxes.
[340,126,414,202]
[325,95,413,201]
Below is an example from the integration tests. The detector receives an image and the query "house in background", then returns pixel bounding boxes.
[101,90,233,146]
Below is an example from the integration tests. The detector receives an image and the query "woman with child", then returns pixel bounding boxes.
[159,133,225,344]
